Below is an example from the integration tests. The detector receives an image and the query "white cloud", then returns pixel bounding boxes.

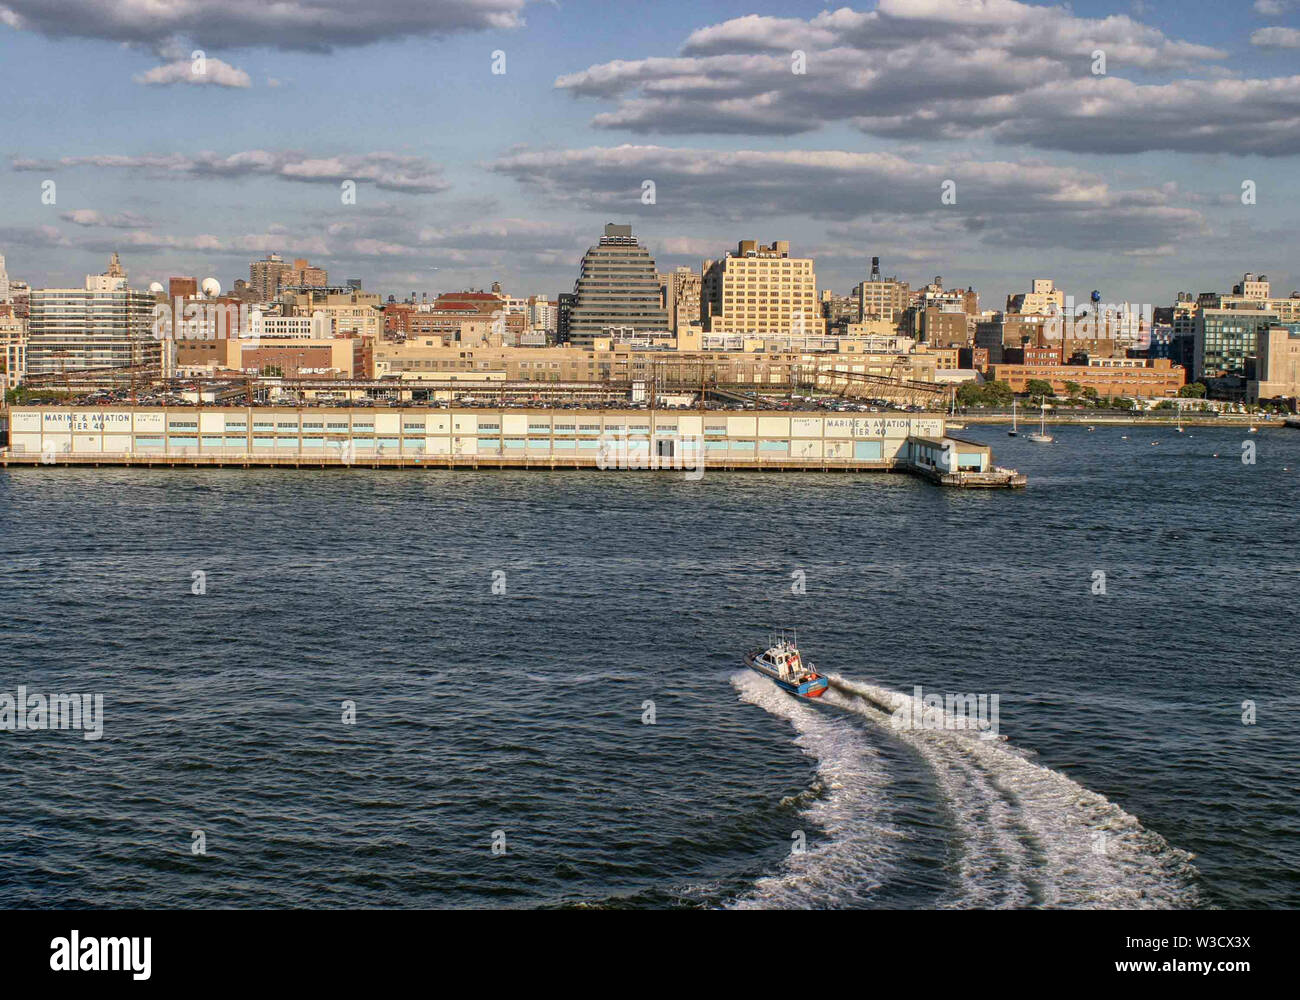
[133,57,252,88]
[489,144,1209,255]
[853,75,1300,156]
[0,1,527,51]
[0,224,71,248]
[12,150,450,194]
[60,209,151,228]
[551,2,1300,155]
[1251,26,1300,48]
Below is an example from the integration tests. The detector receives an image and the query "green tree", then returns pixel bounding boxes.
[983,380,1014,406]
[1178,382,1207,398]
[1063,380,1082,398]
[1024,378,1055,400]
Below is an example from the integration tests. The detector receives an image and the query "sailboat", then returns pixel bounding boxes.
[1027,403,1053,443]
[1008,398,1018,437]
[946,387,964,430]
[1176,407,1185,433]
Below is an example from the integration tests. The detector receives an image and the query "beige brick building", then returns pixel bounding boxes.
[371,339,936,386]
[1248,325,1300,402]
[702,240,821,337]
[281,290,384,341]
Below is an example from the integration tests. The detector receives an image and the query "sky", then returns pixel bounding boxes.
[0,0,1298,309]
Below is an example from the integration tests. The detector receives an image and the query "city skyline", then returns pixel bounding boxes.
[0,0,1299,303]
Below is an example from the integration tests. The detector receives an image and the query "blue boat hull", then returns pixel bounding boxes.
[744,654,829,699]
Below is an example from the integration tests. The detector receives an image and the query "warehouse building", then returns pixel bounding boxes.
[5,406,948,465]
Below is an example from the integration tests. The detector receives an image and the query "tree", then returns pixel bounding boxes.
[983,380,1014,406]
[1025,378,1055,400]
[1064,381,1082,398]
[956,382,986,407]
[1179,382,1207,398]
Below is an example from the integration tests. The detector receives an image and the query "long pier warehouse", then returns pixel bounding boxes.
[0,406,1025,487]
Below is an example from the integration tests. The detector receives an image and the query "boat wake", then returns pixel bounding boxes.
[734,670,1202,909]
[729,672,905,909]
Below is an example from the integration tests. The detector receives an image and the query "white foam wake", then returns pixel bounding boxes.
[825,675,1201,909]
[729,671,905,909]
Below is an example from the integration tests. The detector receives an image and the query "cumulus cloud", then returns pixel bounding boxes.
[0,224,71,248]
[551,1,1300,155]
[317,214,586,264]
[133,57,252,88]
[12,150,450,194]
[488,144,1209,255]
[0,0,527,52]
[57,214,586,273]
[852,75,1300,156]
[60,209,152,228]
[1251,26,1300,48]
[75,230,228,254]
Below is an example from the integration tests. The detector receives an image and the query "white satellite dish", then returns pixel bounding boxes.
[201,277,221,297]
[148,281,165,294]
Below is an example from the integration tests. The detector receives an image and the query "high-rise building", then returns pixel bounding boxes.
[249,253,290,302]
[7,279,29,318]
[0,254,10,303]
[1235,272,1270,301]
[26,255,158,375]
[282,258,328,291]
[820,290,856,333]
[702,239,819,336]
[279,287,384,341]
[556,292,575,343]
[0,304,25,389]
[525,295,558,334]
[1247,324,1300,401]
[852,258,910,324]
[1007,278,1065,315]
[1194,306,1280,380]
[661,266,702,335]
[564,224,669,347]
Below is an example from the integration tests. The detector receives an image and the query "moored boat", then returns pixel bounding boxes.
[1026,403,1053,443]
[745,632,829,699]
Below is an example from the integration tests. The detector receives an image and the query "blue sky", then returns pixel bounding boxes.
[1,0,1298,308]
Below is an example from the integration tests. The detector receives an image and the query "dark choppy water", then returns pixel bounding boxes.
[1,424,1297,909]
